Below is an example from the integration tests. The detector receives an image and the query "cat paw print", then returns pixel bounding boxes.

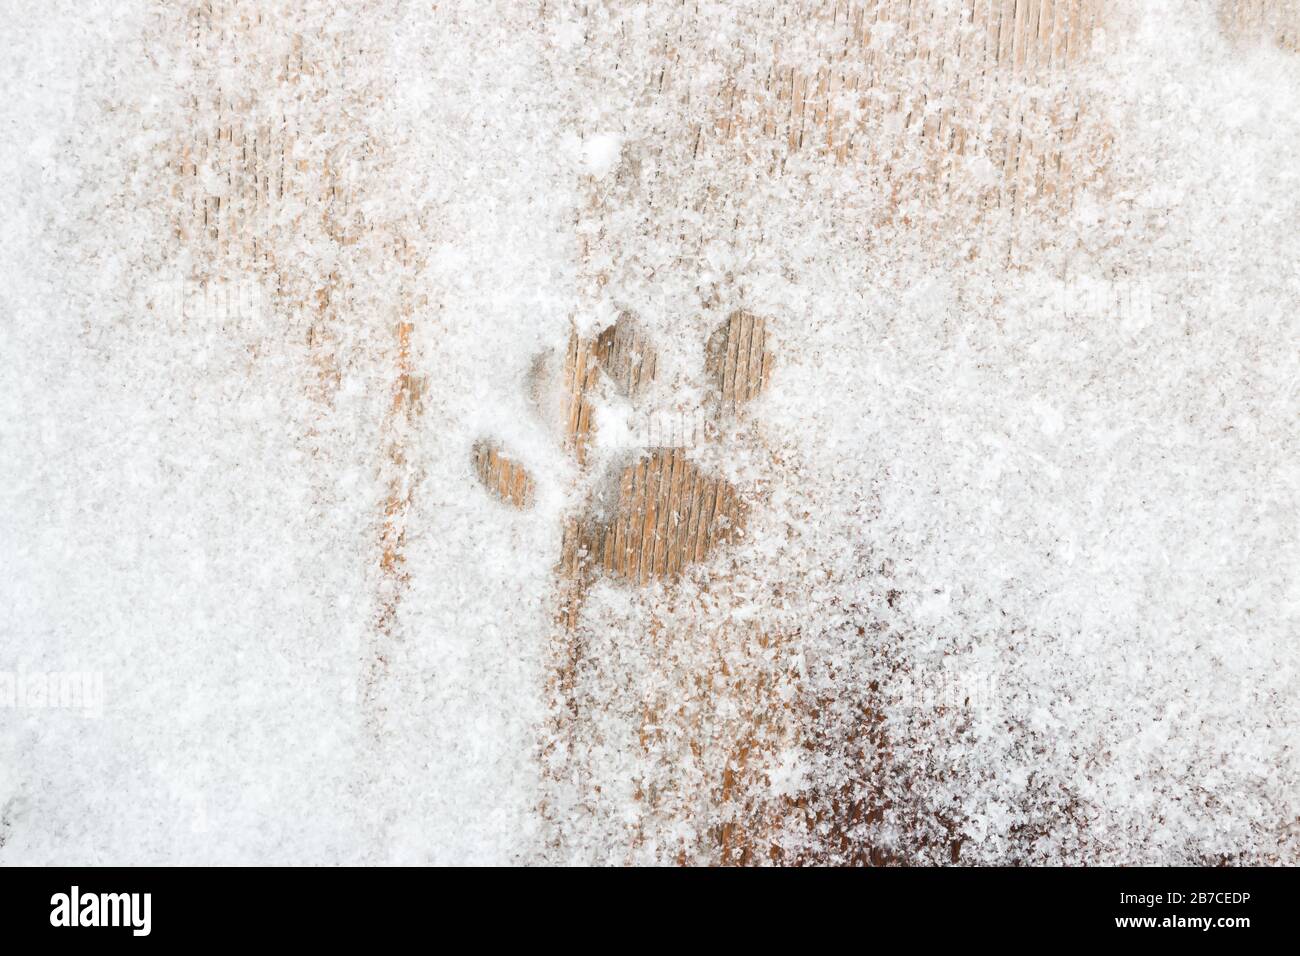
[473,310,775,609]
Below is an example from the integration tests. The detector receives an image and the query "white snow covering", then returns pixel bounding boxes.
[1,0,1296,864]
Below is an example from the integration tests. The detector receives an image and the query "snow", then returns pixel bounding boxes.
[581,134,625,178]
[1,0,1297,865]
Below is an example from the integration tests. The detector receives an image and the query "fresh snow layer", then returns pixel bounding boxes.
[1,1,1297,864]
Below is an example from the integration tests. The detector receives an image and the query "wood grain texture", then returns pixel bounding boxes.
[541,306,781,860]
[539,0,1122,864]
[595,449,747,586]
[473,440,536,509]
[593,313,659,399]
[166,1,426,715]
[685,0,1114,226]
[1219,0,1300,52]
[707,312,776,417]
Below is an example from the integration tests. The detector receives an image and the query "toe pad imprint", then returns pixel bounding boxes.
[473,441,535,509]
[561,313,658,463]
[707,311,774,415]
[593,313,657,398]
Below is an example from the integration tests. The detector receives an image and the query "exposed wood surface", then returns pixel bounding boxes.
[532,0,1124,864]
[510,0,1124,864]
[670,0,1115,229]
[16,0,1285,868]
[170,0,1286,865]
[176,0,1124,865]
[167,1,425,718]
[707,312,776,418]
[378,315,427,644]
[593,314,659,399]
[1220,0,1300,52]
[473,440,536,510]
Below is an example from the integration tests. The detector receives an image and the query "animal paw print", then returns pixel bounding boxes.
[476,309,784,862]
[473,310,774,609]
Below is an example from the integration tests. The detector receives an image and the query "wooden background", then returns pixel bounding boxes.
[162,0,1297,864]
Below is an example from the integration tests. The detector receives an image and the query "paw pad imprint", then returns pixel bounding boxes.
[474,310,773,589]
[473,440,535,509]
